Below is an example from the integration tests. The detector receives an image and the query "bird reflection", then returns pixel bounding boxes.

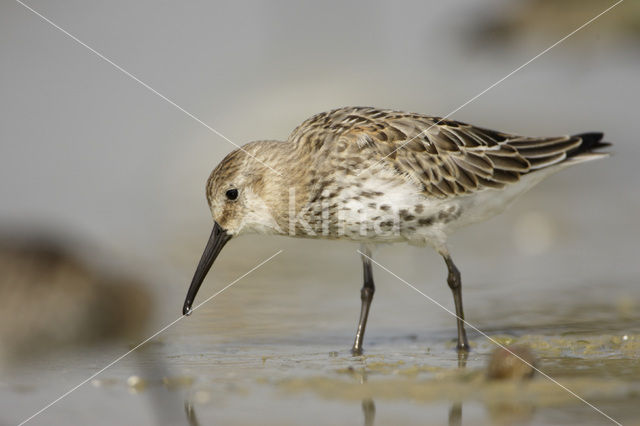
[185,400,200,426]
[448,348,467,426]
[362,398,376,426]
[448,402,462,426]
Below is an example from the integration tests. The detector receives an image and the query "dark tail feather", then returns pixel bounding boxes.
[568,132,611,158]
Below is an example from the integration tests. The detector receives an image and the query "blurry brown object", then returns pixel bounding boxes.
[487,344,536,380]
[0,235,151,363]
[470,0,640,47]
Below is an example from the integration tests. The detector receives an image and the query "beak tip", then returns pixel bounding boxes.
[182,222,230,319]
[183,302,193,316]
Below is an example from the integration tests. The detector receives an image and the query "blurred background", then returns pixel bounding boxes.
[1,0,638,425]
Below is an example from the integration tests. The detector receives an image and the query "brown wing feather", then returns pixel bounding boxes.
[289,107,590,198]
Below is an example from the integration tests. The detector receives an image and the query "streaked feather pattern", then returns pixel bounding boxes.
[289,107,608,198]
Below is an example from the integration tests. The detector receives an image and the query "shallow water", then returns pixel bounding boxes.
[3,236,639,425]
[1,0,640,424]
[6,325,640,425]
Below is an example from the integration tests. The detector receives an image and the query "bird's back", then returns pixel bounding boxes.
[289,106,610,200]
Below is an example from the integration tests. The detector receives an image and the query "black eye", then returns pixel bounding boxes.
[225,188,238,200]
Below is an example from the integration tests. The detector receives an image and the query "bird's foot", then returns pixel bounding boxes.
[456,341,471,353]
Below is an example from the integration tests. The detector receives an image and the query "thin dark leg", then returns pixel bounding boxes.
[457,348,468,368]
[352,248,375,355]
[442,254,470,352]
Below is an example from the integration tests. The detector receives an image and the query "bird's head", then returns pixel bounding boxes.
[182,141,290,315]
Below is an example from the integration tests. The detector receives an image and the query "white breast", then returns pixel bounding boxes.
[323,171,453,247]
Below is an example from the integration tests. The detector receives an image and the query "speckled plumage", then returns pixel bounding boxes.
[205,106,609,249]
[186,106,610,353]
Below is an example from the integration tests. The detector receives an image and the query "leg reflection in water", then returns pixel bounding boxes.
[448,348,467,426]
[184,400,200,426]
[362,398,376,426]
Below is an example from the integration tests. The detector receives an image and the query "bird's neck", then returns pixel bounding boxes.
[248,141,320,236]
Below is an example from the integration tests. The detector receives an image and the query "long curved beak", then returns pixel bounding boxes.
[182,221,232,316]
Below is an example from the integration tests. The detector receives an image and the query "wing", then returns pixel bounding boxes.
[288,106,590,198]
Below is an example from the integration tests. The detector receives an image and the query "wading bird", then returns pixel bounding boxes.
[182,106,609,355]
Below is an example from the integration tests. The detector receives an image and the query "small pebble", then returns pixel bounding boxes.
[487,345,536,380]
[91,378,117,388]
[126,375,146,392]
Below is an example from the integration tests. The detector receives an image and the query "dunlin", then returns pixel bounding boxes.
[182,106,610,354]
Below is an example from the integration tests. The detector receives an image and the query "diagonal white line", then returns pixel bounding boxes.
[14,0,282,176]
[17,250,284,426]
[357,0,624,176]
[357,250,622,426]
